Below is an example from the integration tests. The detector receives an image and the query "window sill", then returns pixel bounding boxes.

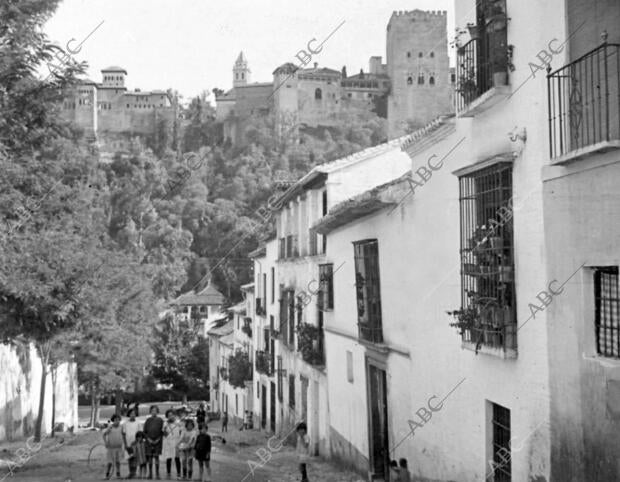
[550,140,620,165]
[457,85,512,118]
[582,353,620,369]
[461,341,517,359]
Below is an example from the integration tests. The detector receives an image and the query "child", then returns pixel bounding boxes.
[194,424,212,482]
[177,418,197,480]
[296,422,310,482]
[143,405,164,479]
[134,431,147,479]
[122,409,142,479]
[102,414,124,480]
[163,409,182,480]
[389,459,400,481]
[221,411,228,432]
[399,458,411,482]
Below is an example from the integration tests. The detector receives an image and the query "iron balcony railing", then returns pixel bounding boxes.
[548,42,620,159]
[255,350,273,376]
[456,38,492,111]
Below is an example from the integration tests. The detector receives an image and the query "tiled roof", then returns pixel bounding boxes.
[101,66,127,73]
[170,283,226,306]
[207,319,233,336]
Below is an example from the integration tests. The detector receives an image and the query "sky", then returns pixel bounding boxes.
[44,0,454,102]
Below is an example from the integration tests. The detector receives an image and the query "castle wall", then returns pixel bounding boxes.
[387,10,453,138]
[233,84,272,117]
[297,78,342,127]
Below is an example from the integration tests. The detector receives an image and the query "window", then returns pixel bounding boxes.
[263,273,267,303]
[458,163,516,350]
[319,264,334,311]
[353,239,382,343]
[407,52,411,58]
[490,402,511,481]
[279,238,286,259]
[430,52,435,58]
[322,190,327,216]
[315,88,322,100]
[199,306,207,313]
[429,76,435,85]
[346,351,353,382]
[418,52,423,58]
[288,291,296,346]
[271,267,275,303]
[595,267,620,357]
[277,356,283,401]
[451,72,456,83]
[407,76,413,85]
[288,374,295,408]
[347,93,352,98]
[418,74,425,85]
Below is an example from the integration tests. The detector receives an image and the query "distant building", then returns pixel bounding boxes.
[169,283,226,335]
[61,66,176,151]
[216,9,454,146]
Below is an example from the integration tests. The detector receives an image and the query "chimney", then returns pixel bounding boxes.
[314,62,318,69]
[341,66,347,78]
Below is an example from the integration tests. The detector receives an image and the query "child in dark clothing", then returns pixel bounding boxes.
[194,424,212,482]
[399,458,411,482]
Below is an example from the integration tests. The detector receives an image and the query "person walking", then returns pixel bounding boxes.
[121,409,142,479]
[103,414,124,480]
[177,419,198,480]
[296,422,310,482]
[196,402,206,427]
[221,411,228,432]
[143,405,164,480]
[194,424,212,482]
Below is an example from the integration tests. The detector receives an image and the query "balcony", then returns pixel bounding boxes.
[548,41,620,163]
[255,298,266,317]
[456,37,511,116]
[297,322,325,366]
[241,317,252,338]
[255,350,274,376]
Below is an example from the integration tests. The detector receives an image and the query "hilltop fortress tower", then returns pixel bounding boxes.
[387,10,452,138]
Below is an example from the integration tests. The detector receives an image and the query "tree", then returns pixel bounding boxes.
[227,349,252,389]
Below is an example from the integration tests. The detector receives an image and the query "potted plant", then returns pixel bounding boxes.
[447,307,479,335]
[499,265,513,283]
[457,66,478,104]
[466,22,480,40]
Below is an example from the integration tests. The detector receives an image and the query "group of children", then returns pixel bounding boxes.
[102,403,213,480]
[389,458,411,481]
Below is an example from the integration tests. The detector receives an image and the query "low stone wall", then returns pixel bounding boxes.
[0,343,78,442]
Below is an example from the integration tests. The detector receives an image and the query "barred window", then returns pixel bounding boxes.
[491,402,511,481]
[319,264,334,310]
[595,267,620,357]
[353,239,382,343]
[277,356,283,401]
[458,163,516,350]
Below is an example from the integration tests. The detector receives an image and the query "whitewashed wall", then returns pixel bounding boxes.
[0,343,78,441]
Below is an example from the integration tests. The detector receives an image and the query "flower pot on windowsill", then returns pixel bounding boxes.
[493,71,508,87]
[499,266,513,283]
[467,24,480,40]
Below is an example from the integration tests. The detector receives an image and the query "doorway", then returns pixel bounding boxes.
[270,381,276,432]
[367,363,388,478]
[261,385,267,429]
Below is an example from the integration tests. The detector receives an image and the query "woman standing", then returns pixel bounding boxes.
[177,419,198,480]
[162,410,182,480]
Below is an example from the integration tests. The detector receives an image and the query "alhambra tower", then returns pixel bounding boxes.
[233,51,251,87]
[386,10,453,139]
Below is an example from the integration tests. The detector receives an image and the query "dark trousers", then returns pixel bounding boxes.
[166,457,181,476]
[128,456,137,477]
[300,463,308,481]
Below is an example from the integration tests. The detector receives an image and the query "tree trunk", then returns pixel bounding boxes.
[89,380,101,428]
[182,393,188,404]
[33,345,49,442]
[115,387,123,416]
[51,366,57,437]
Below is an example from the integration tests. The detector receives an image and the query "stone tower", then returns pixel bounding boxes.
[386,10,453,139]
[233,51,251,87]
[272,63,299,140]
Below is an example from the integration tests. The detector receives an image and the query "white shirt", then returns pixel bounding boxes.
[122,419,142,446]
